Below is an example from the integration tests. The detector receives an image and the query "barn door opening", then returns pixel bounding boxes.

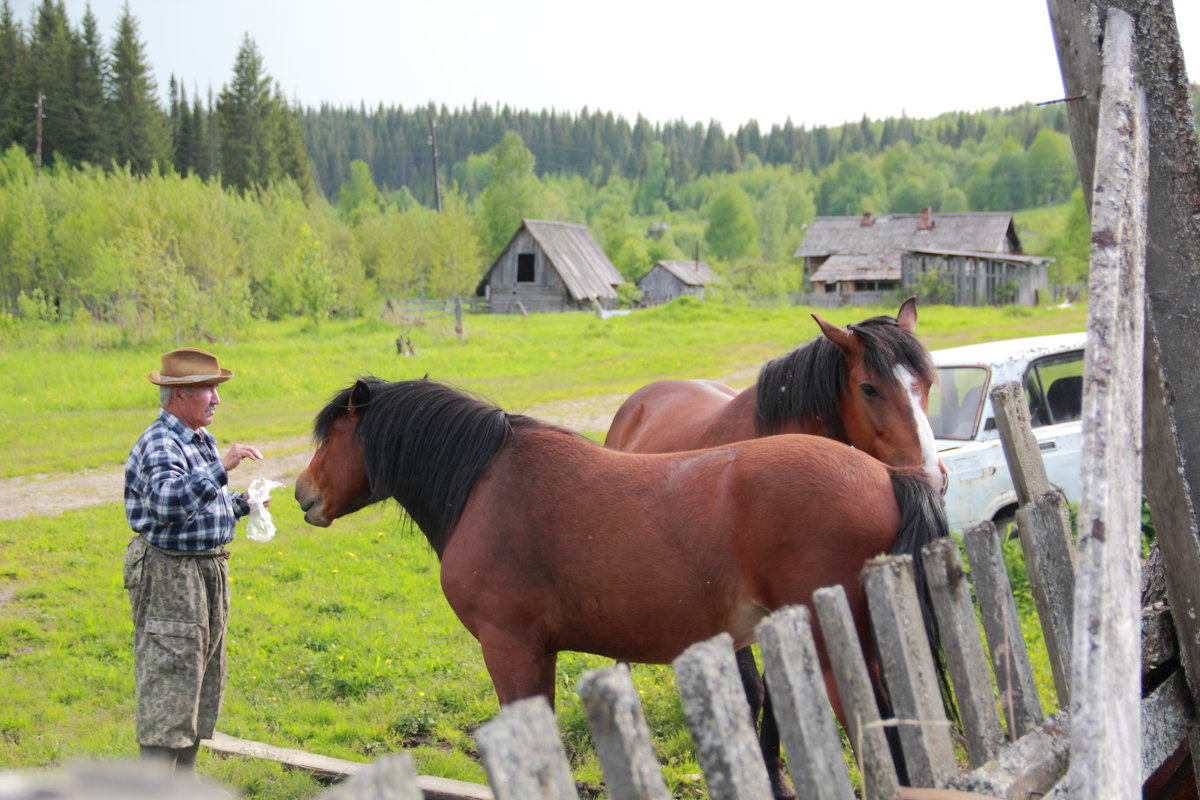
[517,253,535,282]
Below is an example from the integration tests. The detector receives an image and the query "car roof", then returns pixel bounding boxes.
[931,331,1087,367]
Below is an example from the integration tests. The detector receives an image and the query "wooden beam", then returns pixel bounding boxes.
[202,732,494,800]
[1067,9,1149,796]
[1048,0,1200,714]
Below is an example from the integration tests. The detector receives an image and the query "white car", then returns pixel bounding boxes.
[928,332,1087,533]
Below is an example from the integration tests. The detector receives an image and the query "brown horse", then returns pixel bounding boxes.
[605,297,941,797]
[605,297,942,487]
[295,377,948,775]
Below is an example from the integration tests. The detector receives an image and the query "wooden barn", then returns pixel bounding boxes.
[794,208,1052,305]
[637,260,720,305]
[475,220,624,314]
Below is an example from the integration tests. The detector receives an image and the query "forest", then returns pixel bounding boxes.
[1,0,1197,344]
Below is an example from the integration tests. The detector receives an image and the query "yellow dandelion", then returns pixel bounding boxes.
[338,655,344,660]
[418,691,425,697]
[331,568,339,574]
[347,552,357,558]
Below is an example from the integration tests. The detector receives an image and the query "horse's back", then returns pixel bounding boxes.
[605,378,748,452]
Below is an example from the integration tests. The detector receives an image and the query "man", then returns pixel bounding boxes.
[123,347,264,776]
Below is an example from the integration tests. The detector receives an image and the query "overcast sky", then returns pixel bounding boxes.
[11,0,1200,132]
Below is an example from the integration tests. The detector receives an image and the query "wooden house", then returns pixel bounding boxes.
[637,260,720,305]
[794,208,1053,305]
[475,220,624,314]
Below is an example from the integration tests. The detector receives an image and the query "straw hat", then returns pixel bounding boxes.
[148,347,233,386]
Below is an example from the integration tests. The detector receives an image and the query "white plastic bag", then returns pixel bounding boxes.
[244,477,285,542]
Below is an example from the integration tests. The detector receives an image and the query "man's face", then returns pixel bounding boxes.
[172,385,221,430]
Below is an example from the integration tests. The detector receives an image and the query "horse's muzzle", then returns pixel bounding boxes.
[294,474,331,527]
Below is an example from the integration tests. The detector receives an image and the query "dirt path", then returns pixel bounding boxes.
[0,393,628,521]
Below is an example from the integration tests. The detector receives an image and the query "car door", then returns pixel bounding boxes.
[1022,349,1085,510]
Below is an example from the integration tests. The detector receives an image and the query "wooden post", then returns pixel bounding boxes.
[1067,9,1148,797]
[961,522,1044,739]
[920,538,1006,767]
[756,605,855,800]
[577,666,672,800]
[672,633,773,800]
[863,556,956,789]
[812,586,901,800]
[474,697,578,800]
[1048,0,1200,717]
[454,295,464,340]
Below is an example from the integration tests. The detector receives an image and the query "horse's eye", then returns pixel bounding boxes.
[861,383,880,398]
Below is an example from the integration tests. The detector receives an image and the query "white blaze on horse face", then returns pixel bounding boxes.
[894,363,942,486]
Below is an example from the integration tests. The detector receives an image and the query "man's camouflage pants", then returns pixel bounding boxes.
[124,536,230,749]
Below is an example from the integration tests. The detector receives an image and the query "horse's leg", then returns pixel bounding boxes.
[736,647,794,800]
[477,626,558,707]
[760,684,794,800]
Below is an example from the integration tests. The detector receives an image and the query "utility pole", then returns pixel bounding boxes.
[34,92,44,179]
[429,119,442,213]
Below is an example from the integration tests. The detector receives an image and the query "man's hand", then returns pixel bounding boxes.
[221,443,263,472]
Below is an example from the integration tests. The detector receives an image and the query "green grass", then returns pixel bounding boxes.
[1,299,1087,478]
[0,298,1084,796]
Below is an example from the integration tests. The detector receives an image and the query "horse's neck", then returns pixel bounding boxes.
[752,381,849,442]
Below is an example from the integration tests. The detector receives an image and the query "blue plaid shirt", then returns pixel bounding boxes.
[124,409,249,551]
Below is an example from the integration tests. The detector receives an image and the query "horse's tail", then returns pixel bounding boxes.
[887,468,959,731]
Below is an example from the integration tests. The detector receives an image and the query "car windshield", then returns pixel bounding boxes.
[929,366,989,440]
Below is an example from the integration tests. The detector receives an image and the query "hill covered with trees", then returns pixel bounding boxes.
[1,0,1196,343]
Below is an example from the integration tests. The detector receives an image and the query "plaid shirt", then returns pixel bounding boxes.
[124,409,248,551]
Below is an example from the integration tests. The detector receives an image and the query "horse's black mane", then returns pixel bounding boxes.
[313,377,541,555]
[754,314,936,437]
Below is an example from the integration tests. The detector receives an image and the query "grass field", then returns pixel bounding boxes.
[0,298,1085,797]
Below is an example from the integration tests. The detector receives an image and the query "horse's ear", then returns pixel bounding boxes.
[812,313,863,356]
[897,296,918,332]
[348,379,373,416]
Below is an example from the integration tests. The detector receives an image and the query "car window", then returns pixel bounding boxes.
[930,366,989,440]
[1024,351,1085,427]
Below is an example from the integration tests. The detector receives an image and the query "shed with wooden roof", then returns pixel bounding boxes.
[637,259,720,305]
[475,220,625,314]
[794,208,1052,305]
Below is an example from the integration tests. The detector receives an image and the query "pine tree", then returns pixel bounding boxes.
[107,3,169,174]
[0,0,28,150]
[76,6,109,164]
[216,34,272,191]
[28,0,78,162]
[216,35,311,192]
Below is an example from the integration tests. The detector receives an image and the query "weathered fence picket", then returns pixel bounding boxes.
[960,521,1044,740]
[317,751,425,800]
[863,555,956,789]
[990,384,1076,707]
[474,697,577,800]
[812,585,902,800]
[577,665,672,800]
[920,537,1006,767]
[672,634,773,800]
[755,604,855,800]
